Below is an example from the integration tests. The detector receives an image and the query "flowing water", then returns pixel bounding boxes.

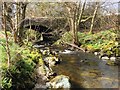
[51,49,119,89]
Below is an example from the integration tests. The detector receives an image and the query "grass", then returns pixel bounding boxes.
[55,29,119,57]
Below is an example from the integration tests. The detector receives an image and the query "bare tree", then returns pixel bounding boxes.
[2,2,28,44]
[89,2,99,34]
[65,1,87,46]
[2,2,11,67]
[14,2,28,43]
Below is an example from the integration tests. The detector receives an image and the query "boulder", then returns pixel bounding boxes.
[101,56,109,60]
[94,52,99,55]
[110,57,116,61]
[44,56,60,67]
[46,75,71,89]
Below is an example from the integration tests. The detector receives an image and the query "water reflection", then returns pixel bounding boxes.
[52,51,119,88]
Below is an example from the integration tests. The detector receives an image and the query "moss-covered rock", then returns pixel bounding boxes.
[44,56,59,67]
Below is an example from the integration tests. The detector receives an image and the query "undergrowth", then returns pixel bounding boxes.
[55,29,120,57]
[0,35,42,89]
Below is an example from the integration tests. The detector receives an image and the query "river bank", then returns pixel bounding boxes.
[33,45,119,89]
[54,29,120,66]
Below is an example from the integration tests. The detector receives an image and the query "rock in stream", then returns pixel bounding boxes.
[46,75,71,89]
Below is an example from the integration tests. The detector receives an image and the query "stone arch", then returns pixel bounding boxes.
[18,17,67,45]
[19,18,53,37]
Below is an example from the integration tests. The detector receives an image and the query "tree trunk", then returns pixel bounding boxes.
[89,2,99,34]
[14,2,18,43]
[75,0,86,45]
[66,1,86,46]
[77,0,86,26]
[2,2,11,68]
[66,5,77,45]
[21,3,27,20]
[17,3,27,45]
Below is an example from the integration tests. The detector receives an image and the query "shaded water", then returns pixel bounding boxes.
[52,50,119,89]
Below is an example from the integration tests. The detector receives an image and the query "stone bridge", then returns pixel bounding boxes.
[19,17,68,45]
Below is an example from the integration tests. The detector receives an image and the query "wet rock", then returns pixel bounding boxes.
[59,49,74,54]
[101,56,109,60]
[110,57,116,62]
[46,75,71,89]
[94,52,99,55]
[44,56,60,67]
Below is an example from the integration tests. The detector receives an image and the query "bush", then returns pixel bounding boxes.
[0,41,42,89]
[1,59,36,89]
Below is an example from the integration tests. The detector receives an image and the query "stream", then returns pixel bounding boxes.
[49,47,119,89]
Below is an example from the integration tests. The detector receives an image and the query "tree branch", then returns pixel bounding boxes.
[81,16,92,23]
[63,41,85,52]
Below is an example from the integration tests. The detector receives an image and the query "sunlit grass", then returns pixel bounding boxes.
[55,29,119,55]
